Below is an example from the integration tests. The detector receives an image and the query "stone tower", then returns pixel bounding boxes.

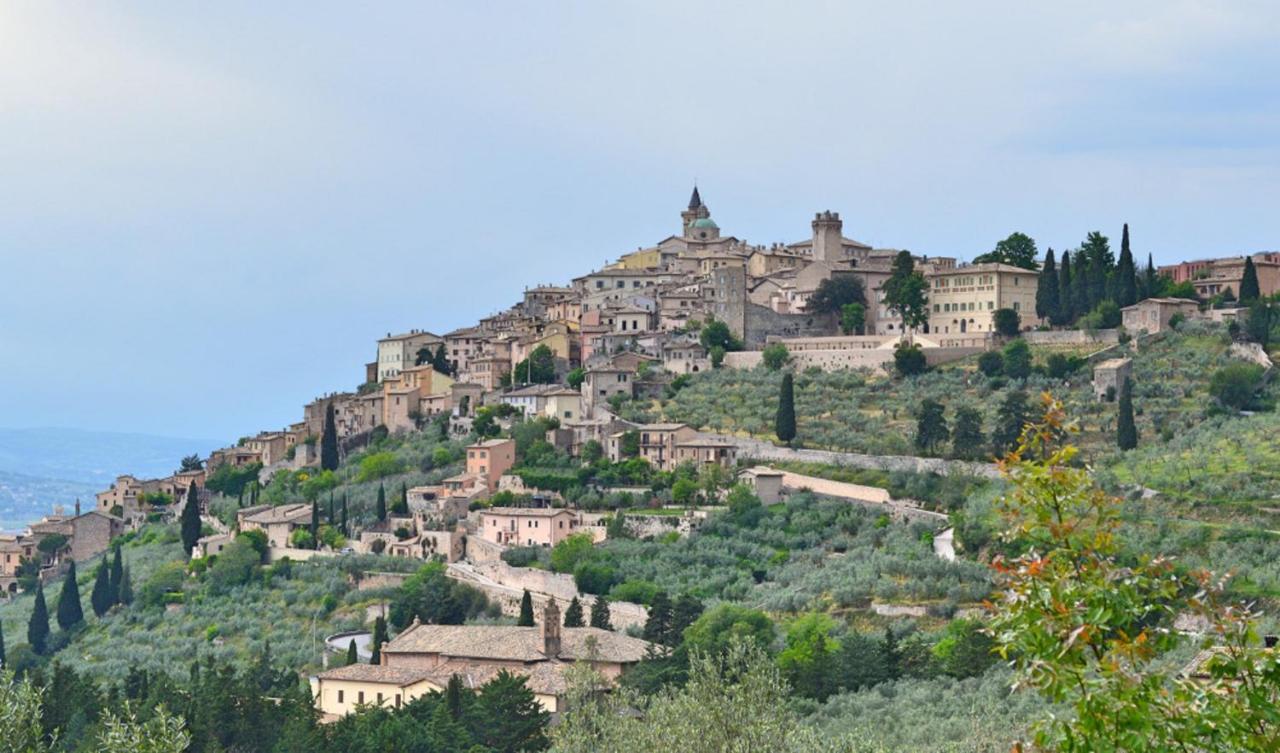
[812,210,843,263]
[681,185,716,239]
[541,600,562,658]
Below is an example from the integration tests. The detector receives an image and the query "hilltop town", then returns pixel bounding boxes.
[3,189,1278,751]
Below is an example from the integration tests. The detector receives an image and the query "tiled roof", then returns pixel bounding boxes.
[480,507,575,518]
[314,664,439,686]
[243,503,311,525]
[383,623,651,664]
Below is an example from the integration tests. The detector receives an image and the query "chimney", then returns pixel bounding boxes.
[541,600,562,658]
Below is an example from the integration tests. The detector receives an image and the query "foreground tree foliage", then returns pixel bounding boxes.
[989,396,1280,752]
[552,640,860,753]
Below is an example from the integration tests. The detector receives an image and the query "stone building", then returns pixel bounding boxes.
[1092,358,1133,401]
[1121,298,1200,334]
[310,601,652,718]
[376,330,442,382]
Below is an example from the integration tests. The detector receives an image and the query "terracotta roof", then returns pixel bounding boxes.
[315,664,440,686]
[480,507,575,518]
[243,503,311,526]
[383,623,651,664]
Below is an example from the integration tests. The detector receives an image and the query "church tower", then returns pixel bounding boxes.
[681,185,719,241]
[541,600,562,658]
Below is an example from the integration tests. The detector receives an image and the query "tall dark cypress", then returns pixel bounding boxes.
[109,546,123,605]
[1240,256,1261,304]
[345,639,358,666]
[517,590,535,627]
[563,596,584,627]
[56,561,84,631]
[370,616,388,664]
[180,481,202,558]
[320,401,340,472]
[1144,253,1157,300]
[590,595,613,630]
[118,566,133,606]
[775,372,796,443]
[376,483,387,522]
[1116,224,1137,308]
[1036,248,1060,323]
[309,499,319,547]
[28,583,50,654]
[1057,250,1074,324]
[341,495,349,536]
[1117,378,1138,451]
[91,561,112,618]
[1072,253,1092,319]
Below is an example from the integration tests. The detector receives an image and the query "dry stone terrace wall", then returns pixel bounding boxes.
[721,435,1002,480]
[1023,329,1120,346]
[447,560,648,630]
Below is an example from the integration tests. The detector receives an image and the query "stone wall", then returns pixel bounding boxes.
[354,571,411,592]
[718,435,1002,479]
[742,303,835,348]
[448,561,648,630]
[1023,329,1120,346]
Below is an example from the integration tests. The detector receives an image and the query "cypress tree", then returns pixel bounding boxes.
[345,639,358,666]
[589,595,613,630]
[1072,253,1091,319]
[445,674,465,720]
[321,401,340,472]
[563,596,584,628]
[1240,256,1261,304]
[642,591,673,645]
[180,481,201,558]
[392,482,408,516]
[1117,377,1138,451]
[118,565,133,606]
[29,583,50,654]
[991,390,1031,456]
[775,372,796,443]
[1057,250,1074,324]
[309,499,319,548]
[517,590,535,627]
[109,546,123,605]
[370,616,388,664]
[950,406,986,461]
[56,561,84,631]
[1036,248,1059,323]
[341,495,349,536]
[1144,253,1157,299]
[1116,224,1137,308]
[91,561,112,618]
[376,483,387,522]
[328,492,335,525]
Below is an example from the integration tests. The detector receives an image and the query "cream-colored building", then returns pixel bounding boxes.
[239,504,312,548]
[376,330,442,382]
[311,602,651,718]
[926,263,1041,335]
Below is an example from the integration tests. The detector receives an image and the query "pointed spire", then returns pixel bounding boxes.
[688,185,702,210]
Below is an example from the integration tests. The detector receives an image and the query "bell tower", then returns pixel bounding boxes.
[541,600,562,658]
[681,185,711,238]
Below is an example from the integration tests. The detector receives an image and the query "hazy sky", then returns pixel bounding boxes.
[1,2,1278,440]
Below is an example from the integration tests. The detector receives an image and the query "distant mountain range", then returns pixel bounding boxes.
[0,427,224,532]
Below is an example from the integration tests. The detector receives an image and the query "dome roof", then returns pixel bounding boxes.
[691,217,718,229]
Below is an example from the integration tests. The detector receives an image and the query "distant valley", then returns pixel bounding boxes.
[0,427,224,531]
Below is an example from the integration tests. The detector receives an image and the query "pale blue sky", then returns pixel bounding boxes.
[1,2,1277,439]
